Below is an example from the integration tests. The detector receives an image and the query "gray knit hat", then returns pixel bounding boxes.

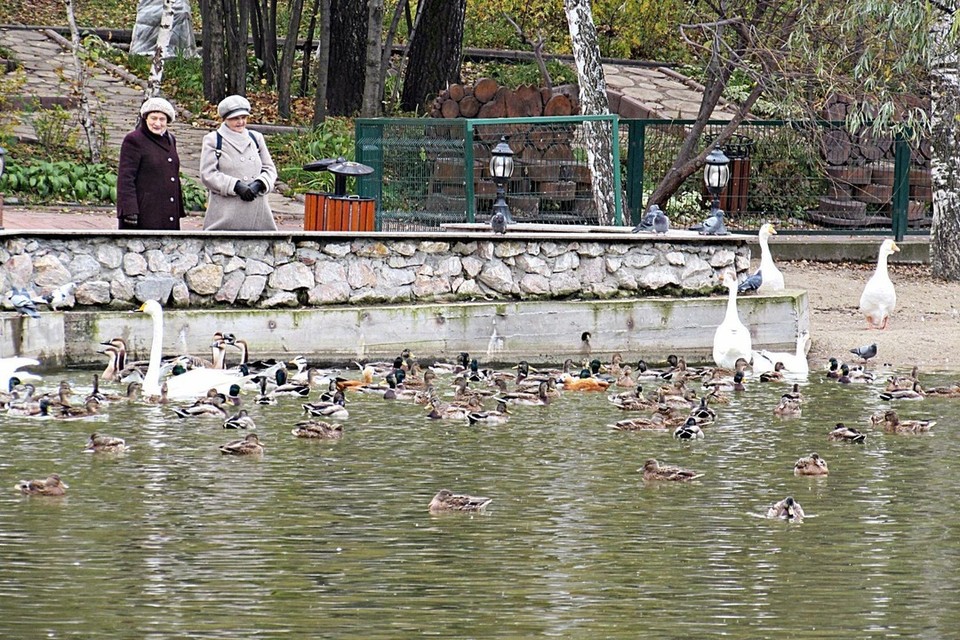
[217,95,252,119]
[140,97,175,122]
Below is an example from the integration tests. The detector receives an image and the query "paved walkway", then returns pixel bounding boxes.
[0,26,304,219]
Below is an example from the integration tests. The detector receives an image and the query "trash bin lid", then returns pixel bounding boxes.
[302,157,341,172]
[328,160,375,177]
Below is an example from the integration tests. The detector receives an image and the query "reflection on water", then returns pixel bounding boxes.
[2,364,960,638]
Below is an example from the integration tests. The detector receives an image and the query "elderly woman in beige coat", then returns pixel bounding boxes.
[200,95,278,230]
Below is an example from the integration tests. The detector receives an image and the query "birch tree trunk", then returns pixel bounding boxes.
[63,0,101,163]
[929,3,960,280]
[360,0,384,117]
[146,0,175,98]
[563,0,615,225]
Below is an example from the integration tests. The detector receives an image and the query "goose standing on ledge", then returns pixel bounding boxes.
[713,271,752,370]
[859,239,899,329]
[756,223,784,292]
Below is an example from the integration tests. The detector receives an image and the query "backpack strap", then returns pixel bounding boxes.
[214,130,260,171]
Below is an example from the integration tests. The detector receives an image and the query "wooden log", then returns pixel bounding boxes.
[459,95,480,118]
[858,131,883,161]
[526,164,561,183]
[543,93,573,116]
[440,98,460,119]
[505,89,525,118]
[869,161,895,186]
[448,83,465,102]
[539,180,576,201]
[516,84,543,117]
[478,95,506,118]
[543,143,574,163]
[909,167,931,187]
[821,129,852,165]
[474,77,499,103]
[540,87,553,105]
[853,183,892,205]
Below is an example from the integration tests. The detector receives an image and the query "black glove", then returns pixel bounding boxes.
[249,179,266,196]
[121,212,139,225]
[234,181,256,202]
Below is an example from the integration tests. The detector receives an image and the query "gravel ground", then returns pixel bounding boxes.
[785,260,960,372]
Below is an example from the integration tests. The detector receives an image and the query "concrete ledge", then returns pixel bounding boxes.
[2,291,808,369]
[748,235,929,264]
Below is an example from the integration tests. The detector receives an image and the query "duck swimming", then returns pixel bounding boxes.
[15,474,68,496]
[767,496,804,520]
[794,452,829,476]
[640,458,703,481]
[428,489,492,513]
[219,432,264,455]
[84,433,127,453]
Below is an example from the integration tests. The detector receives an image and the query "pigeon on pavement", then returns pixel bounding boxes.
[849,343,878,363]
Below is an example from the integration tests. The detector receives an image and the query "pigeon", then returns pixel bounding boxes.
[737,270,763,294]
[490,211,507,235]
[850,343,878,363]
[652,206,670,234]
[631,205,659,233]
[41,282,76,311]
[694,208,729,236]
[9,288,40,318]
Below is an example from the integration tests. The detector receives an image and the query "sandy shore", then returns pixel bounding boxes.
[785,260,960,372]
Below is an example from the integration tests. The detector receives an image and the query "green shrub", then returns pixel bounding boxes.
[270,118,356,194]
[181,174,207,211]
[0,159,117,204]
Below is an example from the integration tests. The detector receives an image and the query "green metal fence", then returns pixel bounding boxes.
[354,116,930,238]
[623,119,931,238]
[355,116,623,230]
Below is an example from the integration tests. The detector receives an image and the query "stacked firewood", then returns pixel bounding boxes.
[428,78,580,119]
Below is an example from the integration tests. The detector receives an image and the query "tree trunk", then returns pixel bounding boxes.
[378,0,408,112]
[563,0,613,224]
[223,0,250,96]
[930,3,960,279]
[399,0,466,113]
[64,0,101,163]
[277,0,305,119]
[299,0,321,97]
[201,0,227,101]
[147,0,175,97]
[311,0,331,125]
[326,0,367,116]
[361,0,384,116]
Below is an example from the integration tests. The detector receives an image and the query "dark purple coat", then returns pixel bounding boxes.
[116,122,186,230]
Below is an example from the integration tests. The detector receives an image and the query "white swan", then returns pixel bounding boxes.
[713,271,753,369]
[757,223,784,292]
[859,239,899,329]
[137,300,255,399]
[0,356,42,391]
[752,331,810,374]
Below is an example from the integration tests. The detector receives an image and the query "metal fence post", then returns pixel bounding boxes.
[892,133,910,242]
[465,120,476,224]
[625,120,645,226]
[355,120,383,229]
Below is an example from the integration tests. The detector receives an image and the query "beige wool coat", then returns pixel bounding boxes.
[200,124,279,230]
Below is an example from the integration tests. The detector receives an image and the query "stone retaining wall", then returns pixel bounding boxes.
[0,231,751,309]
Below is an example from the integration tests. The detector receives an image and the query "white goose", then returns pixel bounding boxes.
[713,271,753,369]
[859,239,899,329]
[137,300,255,399]
[0,356,42,391]
[752,331,810,374]
[757,223,784,292]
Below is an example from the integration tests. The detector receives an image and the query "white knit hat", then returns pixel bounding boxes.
[218,95,252,119]
[140,97,176,123]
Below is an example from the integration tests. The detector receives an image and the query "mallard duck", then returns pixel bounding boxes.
[703,369,746,393]
[270,367,311,397]
[758,362,786,382]
[713,271,752,369]
[610,412,674,432]
[673,416,705,440]
[223,409,257,430]
[219,432,264,455]
[767,496,804,520]
[825,357,842,379]
[870,409,935,433]
[172,393,228,419]
[773,396,802,417]
[922,382,960,398]
[641,458,703,481]
[84,432,127,453]
[885,366,920,392]
[302,395,349,420]
[878,380,925,401]
[828,422,866,443]
[467,399,511,425]
[794,452,829,475]
[756,223,785,291]
[15,474,68,496]
[609,385,656,411]
[291,419,343,439]
[859,238,899,329]
[428,489,492,513]
[501,380,551,406]
[425,396,474,421]
[688,396,717,425]
[56,396,102,419]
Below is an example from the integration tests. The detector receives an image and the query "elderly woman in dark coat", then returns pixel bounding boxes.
[200,95,278,231]
[116,97,186,230]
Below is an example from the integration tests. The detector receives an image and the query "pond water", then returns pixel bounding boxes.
[2,362,960,639]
